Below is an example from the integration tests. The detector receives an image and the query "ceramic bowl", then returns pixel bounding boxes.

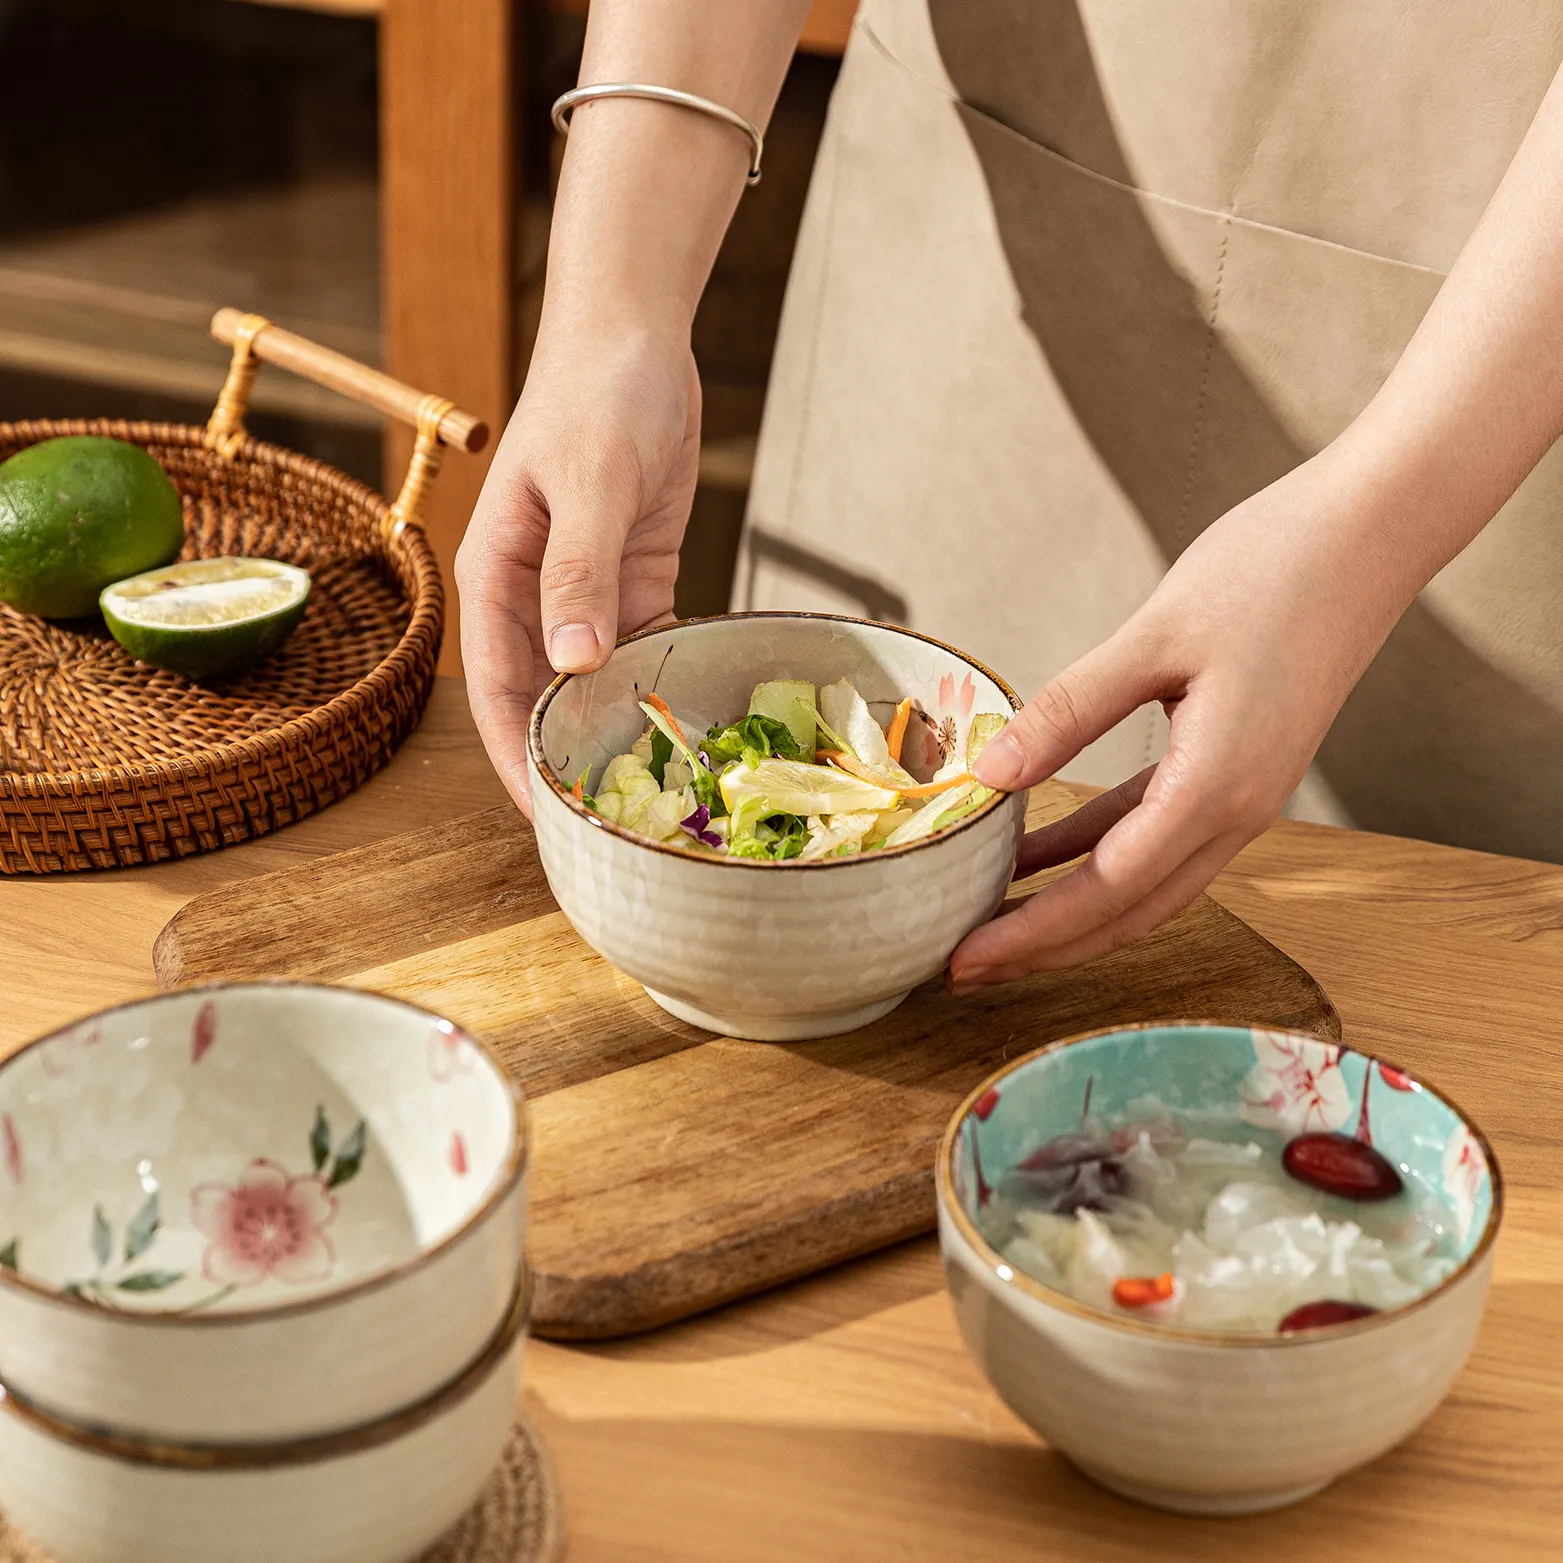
[0,984,527,1442]
[526,612,1028,1041]
[936,1023,1502,1515]
[0,1272,527,1563]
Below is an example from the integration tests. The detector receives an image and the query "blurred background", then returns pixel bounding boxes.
[0,0,857,670]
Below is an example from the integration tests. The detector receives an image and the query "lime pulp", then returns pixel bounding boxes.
[100,557,311,680]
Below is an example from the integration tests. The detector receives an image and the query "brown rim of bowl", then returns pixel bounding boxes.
[526,611,1027,870]
[0,1269,530,1468]
[0,981,528,1328]
[935,1020,1505,1349]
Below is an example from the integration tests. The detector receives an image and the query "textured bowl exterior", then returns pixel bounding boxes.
[941,1209,1493,1513]
[0,1330,523,1563]
[0,985,527,1442]
[935,1023,1502,1513]
[0,1175,527,1444]
[532,774,1024,1036]
[527,614,1027,1040]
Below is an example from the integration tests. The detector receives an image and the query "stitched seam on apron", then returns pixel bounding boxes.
[860,18,1449,281]
[743,78,850,613]
[1176,220,1231,553]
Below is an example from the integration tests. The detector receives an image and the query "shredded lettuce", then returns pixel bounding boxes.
[703,713,803,768]
[637,787,696,841]
[748,679,819,755]
[579,678,1000,857]
[930,785,992,830]
[649,728,673,786]
[638,700,721,814]
[883,780,979,847]
[729,812,807,859]
[820,679,916,786]
[965,712,1008,769]
[800,809,878,861]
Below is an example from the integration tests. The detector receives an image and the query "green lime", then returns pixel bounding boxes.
[100,557,311,680]
[0,436,184,618]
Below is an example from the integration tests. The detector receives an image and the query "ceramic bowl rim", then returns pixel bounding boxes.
[0,980,529,1328]
[935,1020,1504,1348]
[0,1270,530,1468]
[526,610,1025,870]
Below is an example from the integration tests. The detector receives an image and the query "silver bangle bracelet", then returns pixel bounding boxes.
[551,83,764,186]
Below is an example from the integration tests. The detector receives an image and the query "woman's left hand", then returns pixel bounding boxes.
[948,448,1414,987]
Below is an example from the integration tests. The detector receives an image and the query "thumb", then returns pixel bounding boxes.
[974,631,1170,792]
[537,473,638,675]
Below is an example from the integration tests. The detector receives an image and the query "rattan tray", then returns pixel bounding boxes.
[0,311,488,874]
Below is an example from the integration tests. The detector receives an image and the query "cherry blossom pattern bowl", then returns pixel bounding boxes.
[0,1272,526,1563]
[526,612,1027,1041]
[936,1023,1502,1515]
[0,984,527,1442]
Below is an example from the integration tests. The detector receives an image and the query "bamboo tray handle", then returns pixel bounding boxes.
[205,308,490,540]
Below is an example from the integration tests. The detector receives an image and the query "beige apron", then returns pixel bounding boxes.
[737,0,1563,861]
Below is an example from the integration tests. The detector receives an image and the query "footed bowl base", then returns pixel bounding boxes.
[642,988,911,1042]
[1069,1458,1334,1516]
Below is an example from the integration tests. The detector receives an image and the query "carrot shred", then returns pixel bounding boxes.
[819,750,975,798]
[1112,1274,1177,1309]
[886,698,914,764]
[899,773,977,798]
[572,774,585,802]
[818,750,895,788]
[644,691,688,745]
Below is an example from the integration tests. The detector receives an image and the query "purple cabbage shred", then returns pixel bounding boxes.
[679,803,724,848]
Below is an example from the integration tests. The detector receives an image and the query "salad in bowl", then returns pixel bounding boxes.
[574,675,1008,862]
[526,613,1029,1039]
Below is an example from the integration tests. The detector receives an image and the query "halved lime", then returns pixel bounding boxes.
[100,557,311,680]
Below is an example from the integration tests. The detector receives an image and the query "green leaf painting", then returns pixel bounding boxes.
[91,1205,112,1269]
[310,1105,332,1173]
[124,1192,161,1263]
[328,1120,367,1189]
[116,1270,185,1294]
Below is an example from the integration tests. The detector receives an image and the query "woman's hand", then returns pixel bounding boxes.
[948,54,1563,984]
[454,0,811,814]
[949,450,1413,986]
[456,316,701,813]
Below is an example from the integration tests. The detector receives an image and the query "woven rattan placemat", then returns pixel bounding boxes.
[0,1419,564,1563]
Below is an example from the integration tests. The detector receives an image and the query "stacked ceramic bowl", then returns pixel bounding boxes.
[0,984,529,1563]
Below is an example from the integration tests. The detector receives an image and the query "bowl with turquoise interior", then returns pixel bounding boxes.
[936,1023,1501,1515]
[0,984,527,1443]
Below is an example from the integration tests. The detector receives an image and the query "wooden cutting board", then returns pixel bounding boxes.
[154,782,1338,1340]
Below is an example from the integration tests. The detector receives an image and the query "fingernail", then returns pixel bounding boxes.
[974,732,1023,789]
[548,623,599,672]
[948,961,992,993]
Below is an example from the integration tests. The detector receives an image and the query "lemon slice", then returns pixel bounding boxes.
[719,758,899,818]
[100,557,311,680]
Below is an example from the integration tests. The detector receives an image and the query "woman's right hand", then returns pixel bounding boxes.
[456,311,702,815]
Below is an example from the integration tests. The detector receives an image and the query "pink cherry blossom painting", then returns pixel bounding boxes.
[191,1160,338,1288]
[191,1001,218,1065]
[2,1114,21,1186]
[1239,1031,1351,1135]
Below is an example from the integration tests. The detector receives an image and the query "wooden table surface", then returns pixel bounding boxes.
[3,676,1561,1561]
